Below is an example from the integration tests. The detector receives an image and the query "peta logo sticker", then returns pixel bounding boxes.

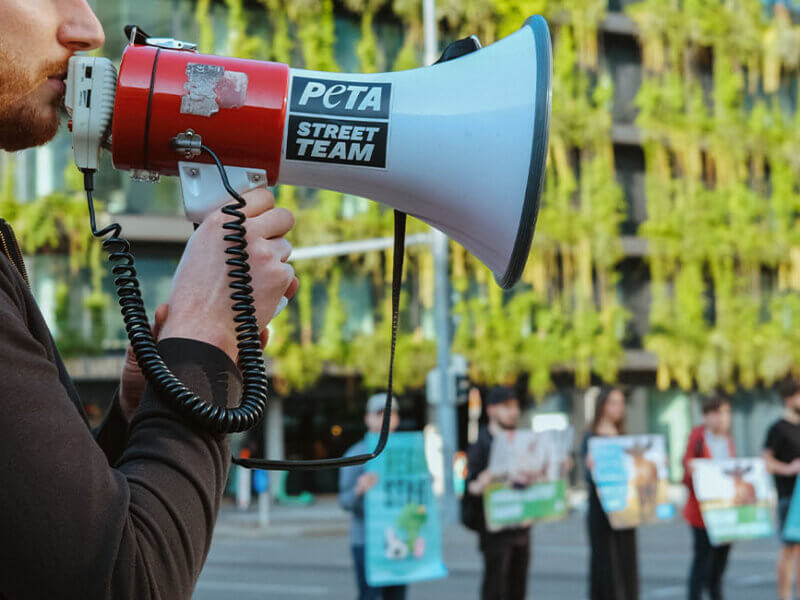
[286,76,391,168]
[290,77,391,119]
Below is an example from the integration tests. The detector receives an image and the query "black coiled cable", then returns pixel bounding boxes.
[82,144,267,434]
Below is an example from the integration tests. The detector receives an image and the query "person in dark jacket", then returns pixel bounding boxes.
[0,4,297,598]
[463,386,530,600]
[339,393,404,600]
[682,394,735,600]
[582,385,638,600]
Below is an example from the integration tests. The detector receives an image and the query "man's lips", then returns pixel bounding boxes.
[46,73,67,94]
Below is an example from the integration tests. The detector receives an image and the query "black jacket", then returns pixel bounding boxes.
[0,218,240,600]
[463,425,530,541]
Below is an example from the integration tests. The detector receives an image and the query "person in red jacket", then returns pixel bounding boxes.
[683,394,735,600]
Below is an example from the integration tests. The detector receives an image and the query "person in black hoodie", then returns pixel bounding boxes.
[463,386,530,600]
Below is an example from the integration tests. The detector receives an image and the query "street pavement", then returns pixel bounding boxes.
[194,497,779,600]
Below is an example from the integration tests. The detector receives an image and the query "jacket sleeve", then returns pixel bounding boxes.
[93,390,130,466]
[465,438,489,496]
[0,272,240,600]
[683,428,701,489]
[338,447,365,515]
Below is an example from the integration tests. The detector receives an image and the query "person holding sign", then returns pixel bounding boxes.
[764,378,800,600]
[339,394,405,600]
[682,394,735,600]
[582,386,639,600]
[463,386,531,600]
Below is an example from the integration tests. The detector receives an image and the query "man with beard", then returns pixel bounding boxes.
[462,386,531,600]
[0,2,297,598]
[765,378,800,600]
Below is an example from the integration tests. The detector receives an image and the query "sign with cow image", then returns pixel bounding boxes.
[363,432,447,587]
[589,434,674,529]
[693,458,775,545]
[483,428,574,531]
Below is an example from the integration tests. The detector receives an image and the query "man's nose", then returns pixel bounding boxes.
[57,0,105,52]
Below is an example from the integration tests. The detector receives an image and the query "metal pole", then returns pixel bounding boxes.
[423,0,457,524]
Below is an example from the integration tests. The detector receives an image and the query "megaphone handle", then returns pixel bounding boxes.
[83,148,271,433]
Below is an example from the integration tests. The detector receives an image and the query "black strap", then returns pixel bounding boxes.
[233,211,407,470]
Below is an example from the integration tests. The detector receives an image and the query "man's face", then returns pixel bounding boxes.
[0,0,104,151]
[487,399,520,430]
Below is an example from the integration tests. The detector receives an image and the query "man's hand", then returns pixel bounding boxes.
[355,473,378,497]
[789,458,800,475]
[159,188,297,363]
[468,469,493,496]
[119,304,169,422]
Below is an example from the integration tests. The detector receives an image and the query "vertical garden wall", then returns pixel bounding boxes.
[5,0,800,398]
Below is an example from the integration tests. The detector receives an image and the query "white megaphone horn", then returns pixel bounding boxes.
[66,16,552,287]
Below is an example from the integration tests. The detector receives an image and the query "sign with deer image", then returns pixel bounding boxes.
[483,427,574,531]
[589,434,674,529]
[693,458,775,545]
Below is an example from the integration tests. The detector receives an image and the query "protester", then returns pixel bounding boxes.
[462,386,531,600]
[0,3,297,598]
[339,393,404,600]
[683,394,736,600]
[764,378,800,600]
[582,386,639,600]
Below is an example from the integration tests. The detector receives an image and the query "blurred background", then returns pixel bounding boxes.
[3,2,800,596]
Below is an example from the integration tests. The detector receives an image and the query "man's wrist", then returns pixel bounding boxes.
[159,321,237,363]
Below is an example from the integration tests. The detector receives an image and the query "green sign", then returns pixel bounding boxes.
[483,428,573,531]
[485,479,567,529]
[702,504,774,545]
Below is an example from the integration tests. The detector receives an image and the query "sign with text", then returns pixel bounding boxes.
[694,458,775,546]
[483,428,574,531]
[364,432,447,587]
[589,434,674,529]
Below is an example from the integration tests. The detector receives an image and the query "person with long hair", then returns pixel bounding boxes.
[581,386,639,600]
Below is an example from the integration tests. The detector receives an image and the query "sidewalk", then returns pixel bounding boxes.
[215,495,350,538]
[214,484,689,539]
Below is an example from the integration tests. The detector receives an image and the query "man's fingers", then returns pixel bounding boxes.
[285,276,299,300]
[246,207,295,240]
[255,238,293,264]
[239,186,276,218]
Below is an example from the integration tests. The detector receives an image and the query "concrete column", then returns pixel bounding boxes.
[266,395,285,499]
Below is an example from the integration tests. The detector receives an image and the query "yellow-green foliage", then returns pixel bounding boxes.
[628,0,800,392]
[15,0,800,396]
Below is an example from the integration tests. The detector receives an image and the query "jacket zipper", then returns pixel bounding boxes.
[0,219,30,287]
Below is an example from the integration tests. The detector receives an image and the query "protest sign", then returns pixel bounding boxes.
[588,434,674,529]
[693,458,775,545]
[364,432,447,587]
[483,428,573,531]
[783,480,800,543]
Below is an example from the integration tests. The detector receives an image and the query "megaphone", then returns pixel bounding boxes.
[64,16,552,468]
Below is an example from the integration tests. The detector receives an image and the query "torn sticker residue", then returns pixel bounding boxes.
[181,63,249,117]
